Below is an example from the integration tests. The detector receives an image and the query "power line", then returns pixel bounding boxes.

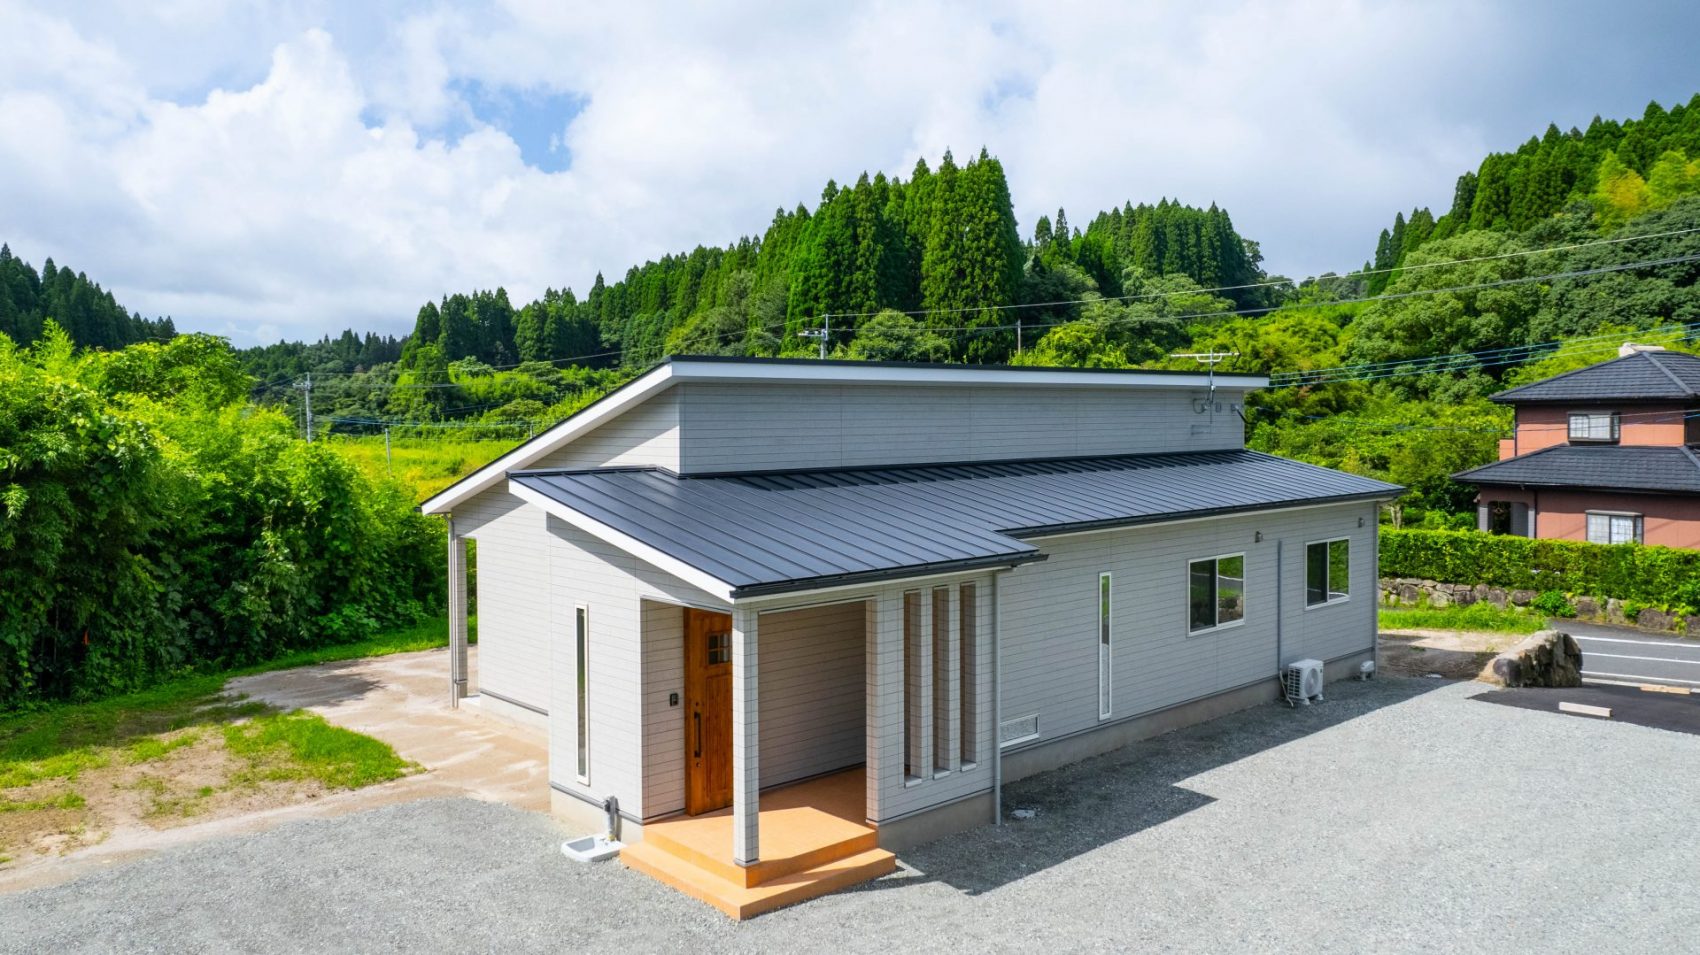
[244,222,1700,388]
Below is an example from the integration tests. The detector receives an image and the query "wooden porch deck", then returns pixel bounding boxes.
[620,768,895,919]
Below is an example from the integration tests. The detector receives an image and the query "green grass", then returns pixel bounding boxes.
[0,792,84,814]
[328,435,510,502]
[124,730,202,764]
[0,614,471,784]
[223,712,415,789]
[1379,601,1546,634]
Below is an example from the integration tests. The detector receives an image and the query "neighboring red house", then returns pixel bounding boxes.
[1457,345,1700,549]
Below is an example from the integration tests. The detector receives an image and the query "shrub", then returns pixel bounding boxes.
[0,327,443,709]
[1380,528,1700,614]
[1531,590,1576,618]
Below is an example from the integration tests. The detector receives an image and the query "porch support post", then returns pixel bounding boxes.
[447,518,469,708]
[865,592,902,823]
[732,604,760,866]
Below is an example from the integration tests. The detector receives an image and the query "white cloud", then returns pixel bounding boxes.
[0,0,1694,343]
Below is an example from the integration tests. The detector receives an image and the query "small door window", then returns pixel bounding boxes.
[706,630,731,666]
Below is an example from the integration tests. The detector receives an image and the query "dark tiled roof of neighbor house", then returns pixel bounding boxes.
[1456,444,1700,494]
[511,449,1402,597]
[1491,350,1700,404]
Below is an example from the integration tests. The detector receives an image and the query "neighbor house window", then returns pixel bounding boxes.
[575,605,590,784]
[1568,412,1620,443]
[1188,554,1245,633]
[1306,538,1351,607]
[1586,511,1643,545]
[1098,573,1112,720]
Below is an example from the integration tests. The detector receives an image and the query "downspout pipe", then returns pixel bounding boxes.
[1274,538,1284,677]
[991,569,1003,827]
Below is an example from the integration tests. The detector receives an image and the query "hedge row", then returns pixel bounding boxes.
[1379,528,1700,612]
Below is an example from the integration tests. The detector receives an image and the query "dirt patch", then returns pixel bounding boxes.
[0,647,547,895]
[0,725,338,868]
[1378,630,1518,680]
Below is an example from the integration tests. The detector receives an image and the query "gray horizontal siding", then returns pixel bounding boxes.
[998,503,1378,749]
[532,388,680,472]
[757,601,866,788]
[544,515,727,821]
[455,489,551,713]
[640,601,686,817]
[677,381,1246,473]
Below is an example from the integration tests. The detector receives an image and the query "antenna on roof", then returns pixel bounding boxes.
[799,313,831,359]
[1171,351,1239,409]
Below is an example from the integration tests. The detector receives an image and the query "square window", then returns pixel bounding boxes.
[1189,554,1245,633]
[706,631,731,666]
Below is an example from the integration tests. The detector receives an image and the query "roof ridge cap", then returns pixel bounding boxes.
[1645,349,1698,395]
[1681,445,1700,472]
[1492,351,1641,399]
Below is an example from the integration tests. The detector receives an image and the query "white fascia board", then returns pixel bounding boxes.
[506,480,737,604]
[670,360,1268,391]
[420,363,677,515]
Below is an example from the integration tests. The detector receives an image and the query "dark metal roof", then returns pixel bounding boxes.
[1491,350,1700,404]
[512,449,1402,597]
[1456,444,1700,494]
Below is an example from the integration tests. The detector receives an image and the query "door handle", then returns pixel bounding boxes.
[694,711,702,758]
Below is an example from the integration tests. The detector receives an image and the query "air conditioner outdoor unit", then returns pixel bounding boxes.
[1283,659,1325,706]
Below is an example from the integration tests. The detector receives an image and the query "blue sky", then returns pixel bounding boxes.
[2,0,1699,344]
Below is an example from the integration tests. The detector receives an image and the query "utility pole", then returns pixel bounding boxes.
[384,426,392,471]
[799,313,830,358]
[295,373,314,442]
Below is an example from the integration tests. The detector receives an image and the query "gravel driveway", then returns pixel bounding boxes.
[4,677,1695,954]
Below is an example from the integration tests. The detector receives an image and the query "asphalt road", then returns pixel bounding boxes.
[1557,619,1700,688]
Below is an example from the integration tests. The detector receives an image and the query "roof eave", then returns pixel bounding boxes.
[1002,488,1403,539]
[728,551,1048,599]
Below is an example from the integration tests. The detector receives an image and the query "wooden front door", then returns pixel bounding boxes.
[684,608,734,814]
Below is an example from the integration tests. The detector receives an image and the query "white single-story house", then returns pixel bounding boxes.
[419,356,1401,917]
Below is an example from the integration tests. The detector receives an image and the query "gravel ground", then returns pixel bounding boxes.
[4,677,1696,954]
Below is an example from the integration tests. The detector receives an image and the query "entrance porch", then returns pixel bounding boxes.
[620,769,895,919]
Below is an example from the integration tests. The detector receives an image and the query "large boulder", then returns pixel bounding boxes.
[1484,630,1583,688]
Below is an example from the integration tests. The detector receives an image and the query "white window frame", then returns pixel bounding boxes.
[1567,410,1620,443]
[1187,552,1247,636]
[1585,510,1643,546]
[1304,536,1352,610]
[1098,572,1113,720]
[575,603,591,785]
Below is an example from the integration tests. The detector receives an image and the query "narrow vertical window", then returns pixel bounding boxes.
[902,591,920,780]
[959,583,978,765]
[575,605,590,784]
[932,586,951,774]
[1099,573,1112,719]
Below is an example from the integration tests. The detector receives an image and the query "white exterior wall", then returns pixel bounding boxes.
[853,575,997,824]
[453,490,551,713]
[543,515,727,821]
[530,389,680,472]
[998,502,1379,750]
[448,392,682,720]
[756,602,866,788]
[676,381,1247,474]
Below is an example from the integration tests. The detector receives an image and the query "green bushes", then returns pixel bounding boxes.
[0,328,443,709]
[1380,528,1700,613]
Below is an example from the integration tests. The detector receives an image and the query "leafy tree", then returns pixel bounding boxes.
[844,309,950,362]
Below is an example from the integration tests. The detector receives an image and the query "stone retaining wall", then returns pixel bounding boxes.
[1379,577,1688,634]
